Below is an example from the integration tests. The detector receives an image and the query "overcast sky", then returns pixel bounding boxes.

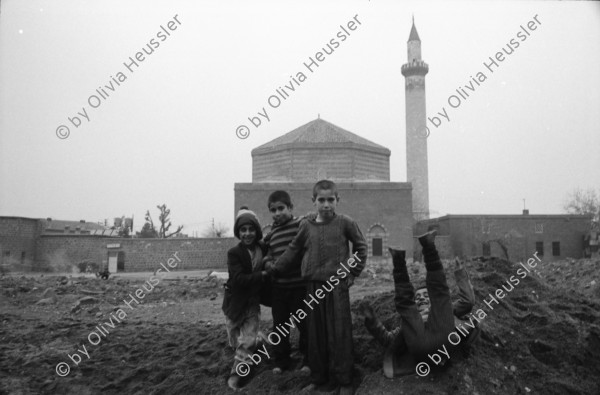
[1,0,599,236]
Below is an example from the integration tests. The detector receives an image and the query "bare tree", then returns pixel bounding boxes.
[475,217,512,260]
[156,204,184,238]
[139,205,183,238]
[489,237,510,260]
[563,187,599,222]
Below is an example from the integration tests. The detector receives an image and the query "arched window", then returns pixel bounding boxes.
[367,224,388,258]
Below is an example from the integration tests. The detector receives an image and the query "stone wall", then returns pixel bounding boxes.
[0,217,42,271]
[36,236,238,272]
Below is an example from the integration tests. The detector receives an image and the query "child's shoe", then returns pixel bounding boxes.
[227,374,241,390]
[299,365,311,376]
[298,356,311,376]
[301,383,317,392]
[417,229,437,248]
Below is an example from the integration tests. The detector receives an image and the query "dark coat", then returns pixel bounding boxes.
[393,267,480,356]
[222,242,268,323]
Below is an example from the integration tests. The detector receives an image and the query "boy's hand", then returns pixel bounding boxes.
[303,212,318,221]
[346,274,355,288]
[263,260,275,277]
[262,255,273,265]
[263,256,274,270]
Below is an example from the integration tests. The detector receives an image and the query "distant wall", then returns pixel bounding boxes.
[0,217,43,270]
[0,216,238,273]
[416,215,591,262]
[36,236,238,272]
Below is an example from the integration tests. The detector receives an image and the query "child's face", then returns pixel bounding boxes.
[415,288,431,321]
[312,189,339,220]
[239,224,257,246]
[269,201,293,226]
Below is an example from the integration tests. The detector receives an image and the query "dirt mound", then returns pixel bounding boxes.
[1,257,599,394]
[353,257,600,394]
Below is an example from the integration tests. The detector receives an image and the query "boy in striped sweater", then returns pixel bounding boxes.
[263,190,310,374]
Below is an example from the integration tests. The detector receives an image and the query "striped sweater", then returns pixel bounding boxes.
[264,216,304,288]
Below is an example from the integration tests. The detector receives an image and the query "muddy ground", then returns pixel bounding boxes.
[1,256,599,394]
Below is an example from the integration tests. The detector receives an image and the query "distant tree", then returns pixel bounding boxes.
[137,210,158,238]
[155,204,184,238]
[489,238,510,261]
[138,205,183,238]
[202,222,230,238]
[563,187,599,223]
[475,218,512,261]
[139,221,158,238]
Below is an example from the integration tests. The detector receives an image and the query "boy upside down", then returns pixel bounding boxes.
[359,230,480,377]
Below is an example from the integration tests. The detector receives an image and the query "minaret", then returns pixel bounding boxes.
[401,18,430,222]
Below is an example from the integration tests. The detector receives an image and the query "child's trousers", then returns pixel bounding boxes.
[271,285,308,369]
[225,306,260,375]
[305,280,353,386]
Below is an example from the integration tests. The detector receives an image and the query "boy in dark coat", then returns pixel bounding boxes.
[222,207,270,390]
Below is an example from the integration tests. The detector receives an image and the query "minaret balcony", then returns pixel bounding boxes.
[401,60,429,77]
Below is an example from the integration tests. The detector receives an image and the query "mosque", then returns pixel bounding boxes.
[234,21,430,260]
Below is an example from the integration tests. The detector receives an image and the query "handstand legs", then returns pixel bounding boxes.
[393,231,455,358]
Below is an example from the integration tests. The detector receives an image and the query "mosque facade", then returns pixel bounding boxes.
[234,117,414,260]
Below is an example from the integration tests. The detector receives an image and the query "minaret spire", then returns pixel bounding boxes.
[401,18,430,222]
[407,18,422,59]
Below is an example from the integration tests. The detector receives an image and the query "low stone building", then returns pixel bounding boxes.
[415,212,593,262]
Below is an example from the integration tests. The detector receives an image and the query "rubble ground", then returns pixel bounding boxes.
[1,257,599,394]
